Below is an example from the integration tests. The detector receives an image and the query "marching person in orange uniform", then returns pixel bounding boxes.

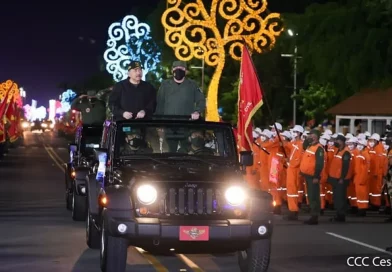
[283,125,304,221]
[300,129,325,225]
[354,139,371,216]
[280,131,293,202]
[264,122,285,214]
[381,139,390,209]
[244,129,262,189]
[346,137,360,210]
[368,133,385,207]
[258,129,273,192]
[327,134,353,222]
[325,134,338,206]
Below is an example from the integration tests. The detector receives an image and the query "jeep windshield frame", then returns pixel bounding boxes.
[112,119,238,163]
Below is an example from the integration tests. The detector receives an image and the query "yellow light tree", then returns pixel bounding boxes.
[162,0,283,121]
[0,80,20,103]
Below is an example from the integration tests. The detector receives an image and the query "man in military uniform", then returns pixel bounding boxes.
[328,134,353,222]
[299,129,325,225]
[155,61,206,120]
[120,129,153,155]
[71,90,106,125]
[178,130,214,155]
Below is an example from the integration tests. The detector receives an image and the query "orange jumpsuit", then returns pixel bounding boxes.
[325,146,337,205]
[353,149,370,209]
[286,139,303,212]
[320,146,328,210]
[259,141,271,192]
[264,137,286,207]
[368,144,384,206]
[348,149,360,207]
[244,142,261,190]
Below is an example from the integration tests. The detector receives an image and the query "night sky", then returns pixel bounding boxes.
[0,0,320,108]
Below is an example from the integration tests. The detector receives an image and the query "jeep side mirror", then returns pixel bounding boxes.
[239,151,253,167]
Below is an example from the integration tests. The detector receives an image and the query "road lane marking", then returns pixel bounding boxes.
[326,232,392,256]
[176,254,204,272]
[135,247,169,272]
[46,146,66,165]
[43,145,65,173]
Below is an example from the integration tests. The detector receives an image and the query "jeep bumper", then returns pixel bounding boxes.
[106,217,273,244]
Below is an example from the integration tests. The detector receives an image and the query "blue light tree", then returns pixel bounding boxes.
[103,15,161,82]
[60,89,77,113]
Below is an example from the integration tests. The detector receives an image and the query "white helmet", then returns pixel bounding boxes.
[369,133,380,141]
[321,133,331,141]
[364,131,371,137]
[331,133,338,138]
[261,129,273,139]
[358,139,367,146]
[255,127,262,135]
[282,131,292,139]
[269,122,283,131]
[324,129,333,135]
[357,133,365,140]
[346,137,358,144]
[293,125,304,133]
[345,133,354,139]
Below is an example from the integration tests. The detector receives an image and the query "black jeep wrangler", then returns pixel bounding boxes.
[86,118,274,272]
[65,124,103,221]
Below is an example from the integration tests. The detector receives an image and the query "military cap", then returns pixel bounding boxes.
[87,90,96,96]
[127,60,142,70]
[309,129,321,138]
[172,60,187,69]
[336,134,346,142]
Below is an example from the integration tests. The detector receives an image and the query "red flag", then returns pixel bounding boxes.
[5,97,18,142]
[237,45,264,151]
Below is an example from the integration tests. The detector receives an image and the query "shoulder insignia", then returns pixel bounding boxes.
[86,108,90,113]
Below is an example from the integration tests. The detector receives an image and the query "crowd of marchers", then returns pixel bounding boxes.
[244,124,392,225]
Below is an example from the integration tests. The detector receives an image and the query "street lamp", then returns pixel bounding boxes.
[281,29,301,125]
[190,47,205,92]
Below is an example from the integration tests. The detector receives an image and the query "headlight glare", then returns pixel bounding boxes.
[225,186,246,206]
[136,184,157,205]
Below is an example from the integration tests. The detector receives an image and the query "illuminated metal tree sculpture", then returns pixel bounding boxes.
[60,89,77,113]
[0,80,22,107]
[104,15,161,82]
[162,0,283,121]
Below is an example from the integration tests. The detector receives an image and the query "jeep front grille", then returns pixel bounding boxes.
[160,187,224,216]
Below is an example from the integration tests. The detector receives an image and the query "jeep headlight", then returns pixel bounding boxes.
[136,184,157,205]
[225,186,246,206]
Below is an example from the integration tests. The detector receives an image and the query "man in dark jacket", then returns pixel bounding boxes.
[108,61,157,120]
[155,61,206,119]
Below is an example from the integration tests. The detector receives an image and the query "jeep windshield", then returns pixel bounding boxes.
[115,121,236,162]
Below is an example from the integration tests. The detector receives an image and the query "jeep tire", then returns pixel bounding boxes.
[72,189,87,221]
[237,239,271,272]
[86,209,100,249]
[100,220,128,272]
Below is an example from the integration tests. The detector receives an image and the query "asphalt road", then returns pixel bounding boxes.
[1,131,392,272]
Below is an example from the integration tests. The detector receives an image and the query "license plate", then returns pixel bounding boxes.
[179,226,209,241]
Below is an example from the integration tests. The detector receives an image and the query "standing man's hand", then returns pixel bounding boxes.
[123,111,133,119]
[136,110,145,119]
[191,111,200,120]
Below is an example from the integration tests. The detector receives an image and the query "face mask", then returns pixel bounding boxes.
[384,145,389,151]
[319,138,327,146]
[260,136,266,142]
[369,142,375,148]
[272,131,277,137]
[347,144,355,151]
[292,132,298,138]
[191,137,204,148]
[173,69,186,81]
[334,142,340,148]
[357,145,364,151]
[327,141,334,147]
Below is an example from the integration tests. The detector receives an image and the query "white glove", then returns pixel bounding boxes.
[191,111,200,120]
[136,110,145,119]
[123,111,133,119]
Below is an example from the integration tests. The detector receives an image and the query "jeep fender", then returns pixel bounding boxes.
[104,185,133,210]
[86,174,100,215]
[74,167,90,180]
[247,189,274,221]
